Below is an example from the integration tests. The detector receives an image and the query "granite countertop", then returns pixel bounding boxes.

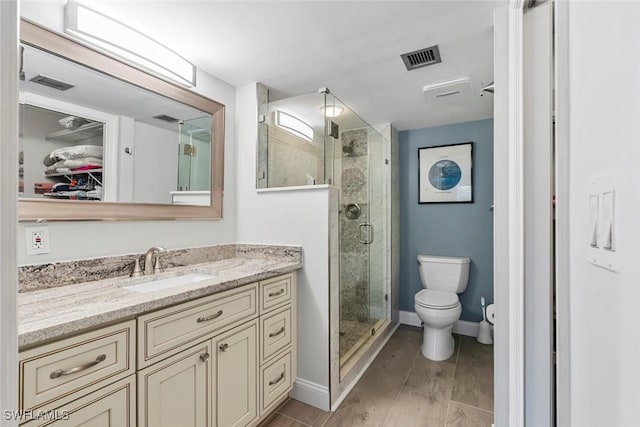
[18,256,302,348]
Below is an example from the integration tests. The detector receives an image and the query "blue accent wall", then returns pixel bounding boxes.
[399,119,493,322]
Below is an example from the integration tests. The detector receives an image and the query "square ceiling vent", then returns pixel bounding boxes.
[401,45,442,71]
[422,78,473,103]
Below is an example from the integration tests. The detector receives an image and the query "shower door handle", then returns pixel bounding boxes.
[358,223,374,245]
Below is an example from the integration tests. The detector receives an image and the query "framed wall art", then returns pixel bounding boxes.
[418,142,473,203]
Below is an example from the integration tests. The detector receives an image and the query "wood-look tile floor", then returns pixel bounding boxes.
[263,325,493,427]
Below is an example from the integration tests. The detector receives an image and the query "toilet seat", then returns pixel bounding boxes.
[415,289,459,309]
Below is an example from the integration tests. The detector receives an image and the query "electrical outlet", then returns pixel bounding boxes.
[26,226,50,255]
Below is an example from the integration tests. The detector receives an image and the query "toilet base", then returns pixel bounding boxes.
[421,325,455,361]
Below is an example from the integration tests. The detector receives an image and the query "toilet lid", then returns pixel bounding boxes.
[415,289,459,309]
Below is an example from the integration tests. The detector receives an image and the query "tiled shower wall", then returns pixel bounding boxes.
[337,128,386,322]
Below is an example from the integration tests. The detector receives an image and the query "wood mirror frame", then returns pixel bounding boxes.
[18,19,225,221]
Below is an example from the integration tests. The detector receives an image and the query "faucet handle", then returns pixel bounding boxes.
[130,258,144,277]
[153,256,165,274]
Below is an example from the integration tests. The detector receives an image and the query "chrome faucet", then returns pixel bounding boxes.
[144,246,166,275]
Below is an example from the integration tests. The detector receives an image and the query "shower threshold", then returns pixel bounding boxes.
[339,318,388,374]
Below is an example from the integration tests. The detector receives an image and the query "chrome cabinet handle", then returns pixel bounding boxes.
[268,289,285,297]
[269,327,286,338]
[197,310,223,323]
[200,352,210,362]
[269,372,285,386]
[50,354,106,379]
[219,343,229,352]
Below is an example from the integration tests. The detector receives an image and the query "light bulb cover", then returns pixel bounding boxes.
[64,1,196,87]
[320,105,344,118]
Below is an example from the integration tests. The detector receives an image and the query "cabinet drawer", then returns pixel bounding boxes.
[19,320,135,412]
[23,375,136,427]
[260,351,292,414]
[260,275,292,313]
[138,284,257,368]
[260,307,292,363]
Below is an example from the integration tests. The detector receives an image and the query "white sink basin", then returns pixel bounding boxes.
[124,273,216,293]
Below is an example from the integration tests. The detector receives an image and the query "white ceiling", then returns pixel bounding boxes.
[84,1,501,131]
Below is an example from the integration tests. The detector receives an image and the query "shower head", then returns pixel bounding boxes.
[480,81,495,96]
[342,140,355,156]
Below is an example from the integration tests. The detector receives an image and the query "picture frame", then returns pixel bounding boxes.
[418,142,473,203]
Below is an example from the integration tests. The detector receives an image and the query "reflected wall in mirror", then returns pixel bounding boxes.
[18,19,225,221]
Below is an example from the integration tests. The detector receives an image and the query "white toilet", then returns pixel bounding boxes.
[414,254,470,361]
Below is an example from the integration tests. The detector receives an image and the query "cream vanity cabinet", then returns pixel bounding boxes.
[17,272,296,427]
[137,273,296,427]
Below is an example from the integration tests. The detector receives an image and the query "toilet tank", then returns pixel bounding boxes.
[417,255,470,293]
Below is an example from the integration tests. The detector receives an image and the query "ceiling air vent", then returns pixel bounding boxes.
[401,45,442,71]
[29,75,74,91]
[153,114,180,123]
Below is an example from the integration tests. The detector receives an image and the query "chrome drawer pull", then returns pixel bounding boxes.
[268,289,285,297]
[269,372,285,386]
[50,354,107,379]
[197,310,223,323]
[269,327,286,338]
[200,352,210,362]
[219,343,229,352]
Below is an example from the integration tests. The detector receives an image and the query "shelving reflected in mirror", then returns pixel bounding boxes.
[18,19,225,221]
[19,43,212,206]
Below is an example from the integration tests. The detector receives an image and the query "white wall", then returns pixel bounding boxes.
[132,122,178,204]
[18,2,237,265]
[236,82,331,407]
[565,2,640,426]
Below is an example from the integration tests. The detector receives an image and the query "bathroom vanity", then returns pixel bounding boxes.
[17,252,299,427]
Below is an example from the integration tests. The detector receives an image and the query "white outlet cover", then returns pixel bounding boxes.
[26,226,50,255]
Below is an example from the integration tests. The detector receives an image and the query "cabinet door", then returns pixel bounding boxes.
[213,320,257,427]
[138,342,212,427]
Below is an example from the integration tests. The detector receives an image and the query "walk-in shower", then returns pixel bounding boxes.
[257,87,397,399]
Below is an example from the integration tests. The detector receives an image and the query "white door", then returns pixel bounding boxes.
[523,2,554,426]
[493,2,554,426]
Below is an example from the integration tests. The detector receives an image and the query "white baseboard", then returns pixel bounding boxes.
[290,378,330,411]
[399,310,480,337]
[399,310,422,327]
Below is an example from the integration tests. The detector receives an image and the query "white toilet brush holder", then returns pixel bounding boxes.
[477,320,493,344]
[477,297,493,344]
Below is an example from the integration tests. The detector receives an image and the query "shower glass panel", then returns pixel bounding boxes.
[177,116,212,191]
[325,93,388,370]
[257,91,328,188]
[256,88,389,373]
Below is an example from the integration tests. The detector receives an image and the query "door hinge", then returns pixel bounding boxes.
[328,121,339,139]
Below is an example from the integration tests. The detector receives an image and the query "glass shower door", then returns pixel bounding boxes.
[177,116,212,191]
[329,93,388,369]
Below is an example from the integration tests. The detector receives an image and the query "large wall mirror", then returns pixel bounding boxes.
[18,19,225,221]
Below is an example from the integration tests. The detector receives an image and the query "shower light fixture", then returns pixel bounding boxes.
[64,1,196,87]
[275,110,314,142]
[320,105,344,118]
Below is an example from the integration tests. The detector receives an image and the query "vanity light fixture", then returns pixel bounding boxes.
[275,110,314,142]
[319,105,344,118]
[64,1,196,87]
